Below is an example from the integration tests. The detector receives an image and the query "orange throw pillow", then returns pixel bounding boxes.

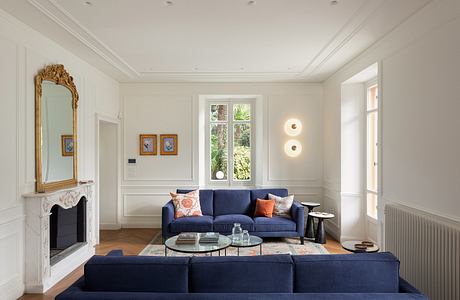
[254,198,275,218]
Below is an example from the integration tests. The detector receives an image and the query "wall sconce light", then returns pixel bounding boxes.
[284,139,302,157]
[284,118,302,136]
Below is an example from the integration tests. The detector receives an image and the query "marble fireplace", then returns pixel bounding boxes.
[23,183,95,293]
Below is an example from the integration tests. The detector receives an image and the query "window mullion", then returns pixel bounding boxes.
[228,104,234,186]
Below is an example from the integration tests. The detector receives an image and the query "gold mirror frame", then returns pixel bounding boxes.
[35,64,78,193]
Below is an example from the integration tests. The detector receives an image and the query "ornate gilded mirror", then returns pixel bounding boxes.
[35,64,78,192]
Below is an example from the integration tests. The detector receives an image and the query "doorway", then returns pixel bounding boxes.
[97,116,120,241]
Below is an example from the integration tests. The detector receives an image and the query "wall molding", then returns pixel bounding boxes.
[122,193,167,217]
[26,0,138,78]
[0,205,24,226]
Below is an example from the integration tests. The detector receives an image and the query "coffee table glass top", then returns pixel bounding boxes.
[227,235,263,248]
[165,234,231,254]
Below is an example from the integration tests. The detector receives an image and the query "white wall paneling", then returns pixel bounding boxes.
[322,0,460,245]
[121,83,323,227]
[0,8,119,298]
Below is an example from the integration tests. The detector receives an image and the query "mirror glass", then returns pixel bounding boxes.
[41,81,74,183]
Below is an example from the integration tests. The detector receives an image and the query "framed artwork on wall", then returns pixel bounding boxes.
[160,134,178,155]
[139,134,157,155]
[61,135,74,156]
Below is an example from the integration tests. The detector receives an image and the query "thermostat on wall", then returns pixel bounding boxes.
[128,158,136,164]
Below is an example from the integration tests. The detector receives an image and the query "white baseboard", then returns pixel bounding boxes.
[100,223,121,230]
[121,223,161,229]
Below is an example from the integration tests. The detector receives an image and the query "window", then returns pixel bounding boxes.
[366,84,379,219]
[207,101,253,185]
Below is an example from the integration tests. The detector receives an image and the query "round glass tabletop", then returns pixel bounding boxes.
[227,235,263,248]
[165,234,232,254]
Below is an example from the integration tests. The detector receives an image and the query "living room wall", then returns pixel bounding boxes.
[0,9,119,298]
[323,0,460,242]
[120,83,324,228]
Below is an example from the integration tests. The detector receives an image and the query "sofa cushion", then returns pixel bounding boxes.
[171,190,203,218]
[190,255,294,293]
[177,189,213,216]
[84,256,189,293]
[293,252,400,293]
[254,216,296,232]
[170,215,214,233]
[214,189,251,216]
[214,214,254,232]
[254,199,275,218]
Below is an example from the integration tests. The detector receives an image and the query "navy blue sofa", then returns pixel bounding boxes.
[162,188,305,244]
[56,250,427,299]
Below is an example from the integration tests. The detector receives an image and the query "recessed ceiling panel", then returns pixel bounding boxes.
[56,0,365,73]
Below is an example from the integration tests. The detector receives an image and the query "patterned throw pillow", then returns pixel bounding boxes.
[170,190,203,219]
[268,193,294,218]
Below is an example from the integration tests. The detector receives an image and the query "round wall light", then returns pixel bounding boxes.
[284,140,302,157]
[284,118,302,136]
[215,171,225,180]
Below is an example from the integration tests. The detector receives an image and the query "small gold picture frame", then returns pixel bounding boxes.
[160,134,178,155]
[61,135,74,156]
[139,134,157,155]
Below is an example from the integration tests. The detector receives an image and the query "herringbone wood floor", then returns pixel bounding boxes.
[18,229,347,300]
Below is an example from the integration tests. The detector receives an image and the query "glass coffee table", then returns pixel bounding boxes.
[226,235,263,256]
[164,234,232,256]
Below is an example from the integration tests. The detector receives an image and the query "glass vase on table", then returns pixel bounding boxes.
[232,223,243,243]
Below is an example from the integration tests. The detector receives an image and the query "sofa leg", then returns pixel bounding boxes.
[300,237,305,245]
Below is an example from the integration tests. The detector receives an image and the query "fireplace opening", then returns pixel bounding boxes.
[49,197,87,265]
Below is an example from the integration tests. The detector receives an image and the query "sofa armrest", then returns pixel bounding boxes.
[162,200,175,240]
[290,201,304,236]
[399,277,423,294]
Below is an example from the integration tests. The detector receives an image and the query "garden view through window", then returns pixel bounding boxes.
[210,102,252,183]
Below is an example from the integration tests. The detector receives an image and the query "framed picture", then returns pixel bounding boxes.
[61,135,74,156]
[160,134,178,155]
[139,134,157,155]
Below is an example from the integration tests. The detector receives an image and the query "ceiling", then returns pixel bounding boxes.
[0,0,430,82]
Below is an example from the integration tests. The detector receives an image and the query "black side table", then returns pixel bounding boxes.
[301,202,321,239]
[308,212,334,244]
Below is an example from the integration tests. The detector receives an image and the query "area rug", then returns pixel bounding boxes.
[139,233,329,256]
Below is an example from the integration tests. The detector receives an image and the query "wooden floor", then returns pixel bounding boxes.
[19,229,348,300]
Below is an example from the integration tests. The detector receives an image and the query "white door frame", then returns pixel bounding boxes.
[95,113,121,244]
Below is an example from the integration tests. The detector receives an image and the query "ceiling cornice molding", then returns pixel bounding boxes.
[27,0,138,79]
[298,0,386,78]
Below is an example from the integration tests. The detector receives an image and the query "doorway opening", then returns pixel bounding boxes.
[97,117,120,239]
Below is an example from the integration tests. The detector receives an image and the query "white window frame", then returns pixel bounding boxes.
[205,98,255,187]
[365,79,379,221]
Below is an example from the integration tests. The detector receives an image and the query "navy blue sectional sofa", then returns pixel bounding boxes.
[56,250,427,299]
[162,188,305,243]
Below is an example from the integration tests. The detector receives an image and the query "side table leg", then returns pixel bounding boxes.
[164,247,167,257]
[306,208,316,239]
[260,244,262,255]
[237,247,240,256]
[315,219,326,244]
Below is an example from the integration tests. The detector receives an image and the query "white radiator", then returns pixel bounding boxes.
[385,203,460,300]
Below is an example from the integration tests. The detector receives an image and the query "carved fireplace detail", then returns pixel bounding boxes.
[23,183,95,293]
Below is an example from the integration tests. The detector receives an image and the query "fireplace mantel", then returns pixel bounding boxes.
[23,183,95,293]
